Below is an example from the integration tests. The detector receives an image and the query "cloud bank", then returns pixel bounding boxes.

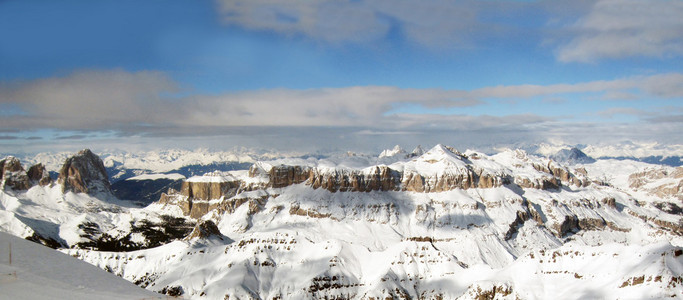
[215,0,683,62]
[1,69,681,152]
[557,0,683,62]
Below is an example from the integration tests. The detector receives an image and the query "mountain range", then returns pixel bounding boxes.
[0,145,681,299]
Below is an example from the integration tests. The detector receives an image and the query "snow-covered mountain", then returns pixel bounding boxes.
[549,147,596,165]
[11,148,306,182]
[1,145,682,299]
[533,142,683,167]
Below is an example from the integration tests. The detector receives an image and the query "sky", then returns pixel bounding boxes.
[1,0,682,154]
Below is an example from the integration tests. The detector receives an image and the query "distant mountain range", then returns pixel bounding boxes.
[1,144,681,299]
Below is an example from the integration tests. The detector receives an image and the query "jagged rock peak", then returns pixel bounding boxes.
[27,163,52,186]
[1,156,23,172]
[0,156,30,190]
[58,149,111,195]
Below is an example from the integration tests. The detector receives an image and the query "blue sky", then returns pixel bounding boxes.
[1,0,682,153]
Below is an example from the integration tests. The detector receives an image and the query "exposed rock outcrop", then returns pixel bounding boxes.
[0,156,30,190]
[27,163,52,186]
[531,162,588,188]
[159,180,267,219]
[514,175,560,190]
[181,180,240,200]
[186,220,224,240]
[158,145,591,221]
[553,215,580,238]
[253,164,508,193]
[629,167,683,201]
[58,149,111,195]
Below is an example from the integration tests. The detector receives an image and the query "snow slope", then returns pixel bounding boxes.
[0,231,161,300]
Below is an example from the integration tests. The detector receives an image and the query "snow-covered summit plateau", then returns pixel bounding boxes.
[1,145,682,299]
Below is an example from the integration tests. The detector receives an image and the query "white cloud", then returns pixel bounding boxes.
[214,0,485,48]
[597,107,651,118]
[557,0,683,62]
[0,69,179,129]
[0,70,481,131]
[216,0,387,44]
[179,86,478,128]
[217,0,683,62]
[470,73,683,100]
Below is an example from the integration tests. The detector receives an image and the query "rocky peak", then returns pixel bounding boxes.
[185,220,224,241]
[0,156,30,190]
[27,163,52,186]
[1,156,23,173]
[58,149,111,195]
[550,147,596,165]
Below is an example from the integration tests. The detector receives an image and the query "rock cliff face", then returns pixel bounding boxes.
[254,162,556,193]
[58,149,112,195]
[181,180,240,200]
[158,173,263,219]
[27,163,52,186]
[159,145,590,220]
[629,166,683,201]
[261,165,404,192]
[0,156,31,190]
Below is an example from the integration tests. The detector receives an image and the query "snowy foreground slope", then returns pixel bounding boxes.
[1,145,683,299]
[0,231,161,300]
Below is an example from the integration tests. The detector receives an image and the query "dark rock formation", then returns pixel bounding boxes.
[160,286,184,297]
[186,220,223,240]
[57,149,111,195]
[553,215,580,237]
[654,202,683,215]
[75,215,195,251]
[601,197,617,209]
[505,210,531,240]
[27,163,52,186]
[0,156,30,190]
[252,164,507,193]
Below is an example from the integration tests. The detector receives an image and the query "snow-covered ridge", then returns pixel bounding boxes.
[240,145,585,194]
